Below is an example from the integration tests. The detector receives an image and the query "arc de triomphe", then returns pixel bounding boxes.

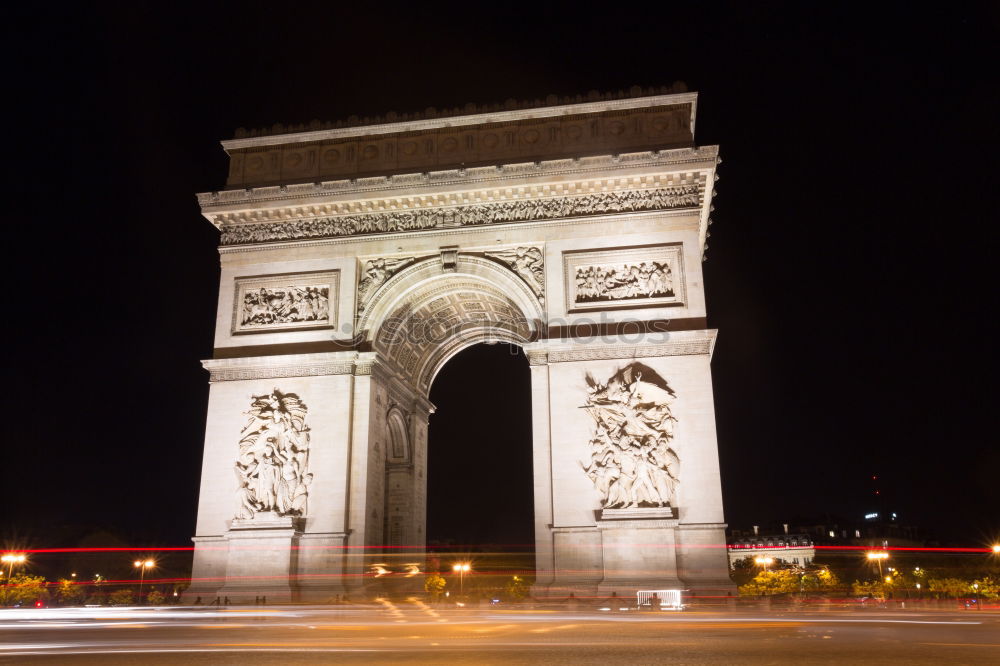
[189,88,734,601]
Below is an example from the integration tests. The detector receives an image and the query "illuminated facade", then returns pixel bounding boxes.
[188,87,734,601]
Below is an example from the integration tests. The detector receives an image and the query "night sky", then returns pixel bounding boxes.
[3,4,995,553]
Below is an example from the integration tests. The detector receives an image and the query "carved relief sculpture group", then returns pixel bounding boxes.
[220,186,700,245]
[234,390,312,520]
[575,260,673,304]
[581,364,680,509]
[241,286,330,327]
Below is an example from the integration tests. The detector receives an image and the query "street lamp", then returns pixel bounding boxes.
[992,544,1000,554]
[866,551,889,579]
[754,556,774,571]
[2,553,26,582]
[133,559,154,604]
[1,554,27,605]
[452,563,471,597]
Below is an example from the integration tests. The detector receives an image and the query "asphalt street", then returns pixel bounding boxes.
[1,603,997,664]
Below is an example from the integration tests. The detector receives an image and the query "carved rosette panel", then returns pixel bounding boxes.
[580,363,680,509]
[234,389,312,520]
[232,271,338,334]
[564,244,684,312]
[484,246,545,304]
[219,186,700,245]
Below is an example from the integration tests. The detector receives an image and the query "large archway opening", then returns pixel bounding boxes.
[426,342,534,549]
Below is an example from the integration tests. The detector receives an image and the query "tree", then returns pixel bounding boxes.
[3,574,48,606]
[851,580,884,600]
[928,578,972,599]
[504,575,529,600]
[424,574,446,600]
[109,589,134,606]
[801,568,840,594]
[971,577,999,601]
[147,589,166,605]
[730,558,757,587]
[56,579,86,606]
[738,570,799,597]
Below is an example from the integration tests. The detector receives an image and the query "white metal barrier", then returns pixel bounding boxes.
[637,589,683,610]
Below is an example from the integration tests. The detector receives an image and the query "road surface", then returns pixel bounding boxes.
[1,602,997,663]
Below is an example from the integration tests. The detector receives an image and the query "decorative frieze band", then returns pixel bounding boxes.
[218,185,701,246]
[545,339,712,363]
[205,361,356,382]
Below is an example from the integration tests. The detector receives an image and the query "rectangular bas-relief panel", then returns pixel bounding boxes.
[563,243,684,313]
[232,270,339,334]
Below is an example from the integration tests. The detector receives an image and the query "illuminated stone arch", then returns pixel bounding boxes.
[358,254,544,393]
[190,90,735,605]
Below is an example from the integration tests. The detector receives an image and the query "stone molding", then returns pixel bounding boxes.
[526,350,549,366]
[217,184,702,246]
[599,507,674,520]
[545,339,713,363]
[202,353,365,382]
[198,148,718,212]
[595,518,680,530]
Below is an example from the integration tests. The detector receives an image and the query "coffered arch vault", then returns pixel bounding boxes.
[358,254,544,392]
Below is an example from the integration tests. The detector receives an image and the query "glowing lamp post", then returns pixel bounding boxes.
[866,551,889,579]
[993,544,1000,554]
[134,559,155,604]
[452,563,471,596]
[754,556,774,571]
[1,554,26,606]
[2,553,26,582]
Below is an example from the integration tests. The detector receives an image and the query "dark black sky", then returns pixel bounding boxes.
[2,3,996,550]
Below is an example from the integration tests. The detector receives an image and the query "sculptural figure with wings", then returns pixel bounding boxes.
[234,389,311,520]
[485,246,545,300]
[357,257,415,311]
[580,363,680,509]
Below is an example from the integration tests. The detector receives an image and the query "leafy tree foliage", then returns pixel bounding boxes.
[928,578,974,598]
[738,570,799,596]
[56,579,86,605]
[424,574,446,599]
[504,575,529,600]
[2,574,49,606]
[851,580,885,599]
[108,588,134,606]
[800,568,840,593]
[971,577,999,600]
[146,589,166,605]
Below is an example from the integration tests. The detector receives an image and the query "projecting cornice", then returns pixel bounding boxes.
[202,352,368,382]
[522,329,719,363]
[198,147,718,213]
[198,148,719,249]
